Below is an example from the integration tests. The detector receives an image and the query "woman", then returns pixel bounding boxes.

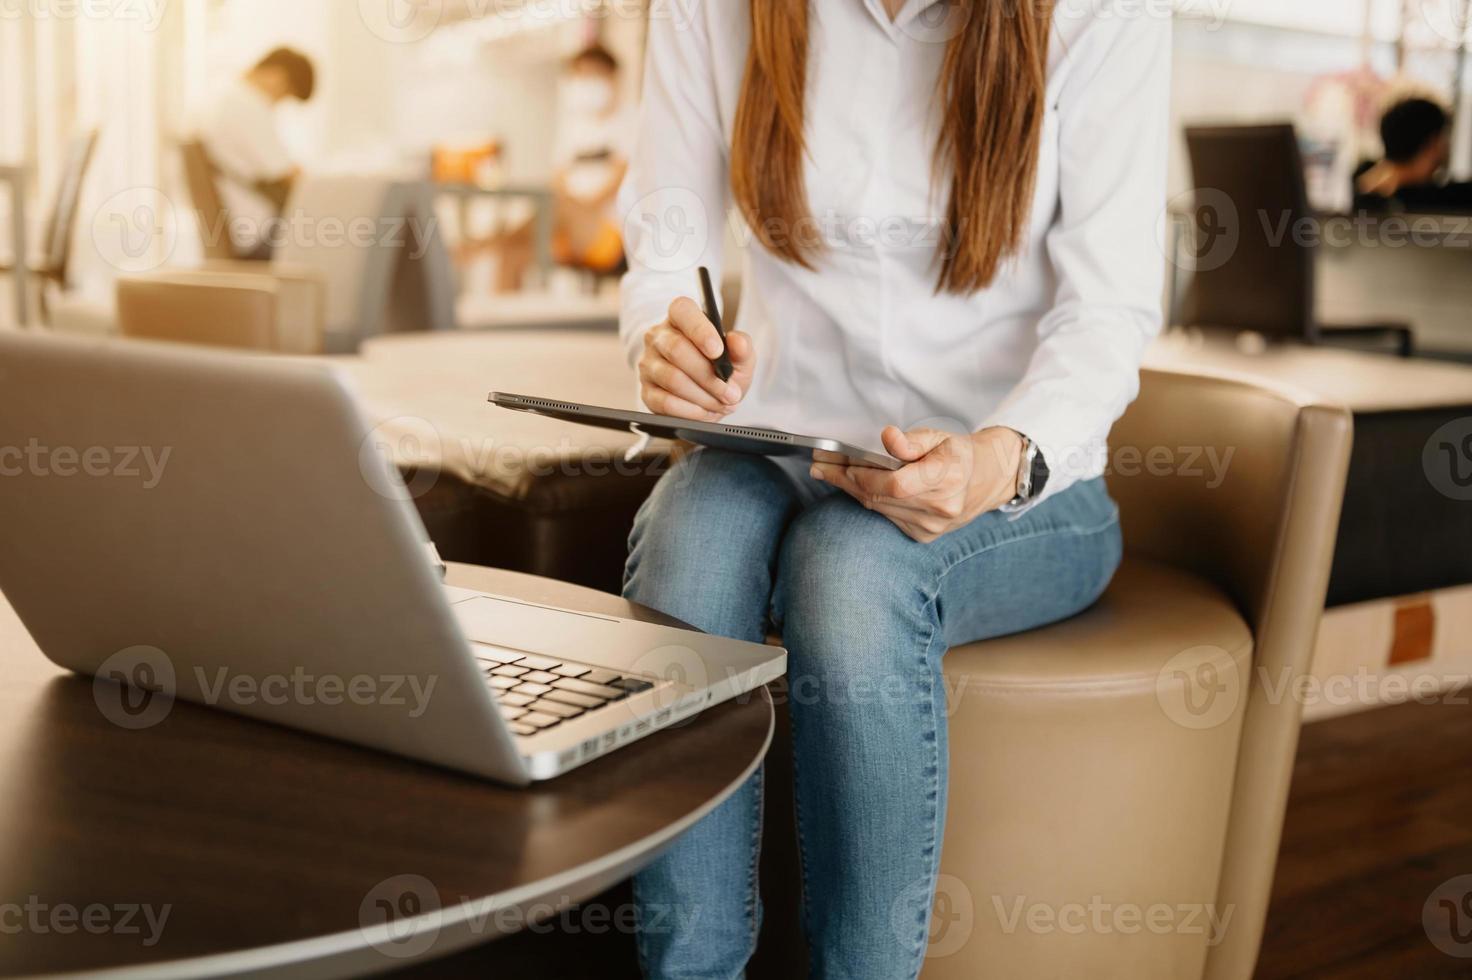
[617,1,1169,977]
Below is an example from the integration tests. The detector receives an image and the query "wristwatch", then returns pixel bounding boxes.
[1008,433,1050,507]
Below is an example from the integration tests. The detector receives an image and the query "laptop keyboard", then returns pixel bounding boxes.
[474,648,656,737]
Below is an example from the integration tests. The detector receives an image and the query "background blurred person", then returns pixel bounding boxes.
[550,43,632,278]
[465,44,631,293]
[195,47,317,258]
[1353,96,1472,212]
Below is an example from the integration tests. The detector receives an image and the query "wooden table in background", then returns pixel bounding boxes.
[0,563,773,978]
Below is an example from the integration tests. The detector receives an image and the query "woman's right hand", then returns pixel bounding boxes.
[637,296,756,421]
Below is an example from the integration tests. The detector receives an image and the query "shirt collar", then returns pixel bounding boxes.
[860,0,950,40]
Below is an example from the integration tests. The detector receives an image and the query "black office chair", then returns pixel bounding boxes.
[1182,123,1414,358]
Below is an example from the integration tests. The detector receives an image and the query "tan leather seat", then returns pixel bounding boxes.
[116,266,327,353]
[922,367,1352,979]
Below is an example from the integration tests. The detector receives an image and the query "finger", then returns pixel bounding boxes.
[843,464,912,499]
[726,331,756,368]
[639,358,727,414]
[883,425,951,462]
[642,382,725,422]
[667,297,724,359]
[651,328,743,405]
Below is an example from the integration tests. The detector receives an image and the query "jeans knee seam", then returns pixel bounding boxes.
[746,765,765,959]
[905,613,947,977]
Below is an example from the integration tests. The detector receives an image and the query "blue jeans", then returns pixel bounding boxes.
[624,449,1122,980]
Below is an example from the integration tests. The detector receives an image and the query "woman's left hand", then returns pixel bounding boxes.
[811,426,1024,543]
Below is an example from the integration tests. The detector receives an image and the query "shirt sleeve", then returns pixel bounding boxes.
[983,8,1172,511]
[616,1,731,369]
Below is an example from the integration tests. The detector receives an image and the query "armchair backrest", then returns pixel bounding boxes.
[1106,367,1353,980]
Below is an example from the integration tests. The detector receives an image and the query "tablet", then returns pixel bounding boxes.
[489,391,903,470]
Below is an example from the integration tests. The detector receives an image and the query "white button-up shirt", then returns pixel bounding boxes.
[619,0,1171,508]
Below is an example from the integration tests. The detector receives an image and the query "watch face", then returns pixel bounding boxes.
[1029,450,1050,497]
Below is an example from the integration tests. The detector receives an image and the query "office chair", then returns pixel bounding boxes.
[0,130,99,325]
[1183,123,1414,358]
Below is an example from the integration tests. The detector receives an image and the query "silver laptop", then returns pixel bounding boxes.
[0,332,784,784]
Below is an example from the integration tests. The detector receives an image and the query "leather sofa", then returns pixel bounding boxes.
[339,329,1352,978]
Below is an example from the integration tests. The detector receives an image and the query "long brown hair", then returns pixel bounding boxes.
[730,1,1055,294]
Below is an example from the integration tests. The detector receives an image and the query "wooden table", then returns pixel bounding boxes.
[0,564,773,978]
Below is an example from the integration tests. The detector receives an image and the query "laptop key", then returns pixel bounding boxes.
[488,676,520,690]
[530,699,583,719]
[581,668,622,685]
[551,664,590,678]
[499,705,527,720]
[613,678,655,694]
[521,670,560,685]
[541,689,602,709]
[512,682,553,697]
[476,649,526,665]
[521,711,561,728]
[508,721,537,736]
[518,654,562,671]
[499,692,535,707]
[553,677,624,700]
[491,665,529,677]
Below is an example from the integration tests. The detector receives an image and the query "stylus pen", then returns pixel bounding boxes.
[698,266,734,383]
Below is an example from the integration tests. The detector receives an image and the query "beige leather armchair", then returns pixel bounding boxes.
[116,265,327,353]
[923,367,1352,979]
